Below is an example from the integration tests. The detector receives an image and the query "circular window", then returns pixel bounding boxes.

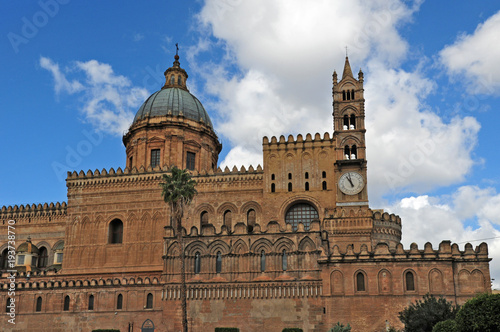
[285,203,319,231]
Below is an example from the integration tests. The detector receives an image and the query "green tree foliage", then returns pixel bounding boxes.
[160,166,197,332]
[455,293,500,332]
[328,322,352,332]
[399,294,459,332]
[432,319,457,332]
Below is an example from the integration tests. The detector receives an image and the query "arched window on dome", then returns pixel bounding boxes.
[108,219,123,244]
[178,76,182,85]
[170,75,175,85]
[285,202,319,231]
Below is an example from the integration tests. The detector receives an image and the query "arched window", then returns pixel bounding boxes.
[200,211,209,226]
[146,293,153,309]
[305,172,309,179]
[194,252,201,274]
[305,182,309,191]
[108,219,123,244]
[223,210,232,231]
[285,203,319,231]
[170,75,175,84]
[271,183,275,193]
[247,209,256,232]
[322,181,327,190]
[347,90,351,100]
[350,114,356,129]
[342,90,346,101]
[356,272,366,292]
[178,76,182,85]
[38,247,48,268]
[343,115,349,129]
[63,295,70,311]
[260,250,266,272]
[282,250,287,271]
[36,296,42,312]
[216,251,222,274]
[117,294,123,310]
[288,183,292,192]
[288,173,292,180]
[351,145,357,159]
[1,248,9,269]
[6,298,11,313]
[351,89,355,99]
[271,174,275,180]
[88,295,94,310]
[405,271,415,291]
[344,145,350,159]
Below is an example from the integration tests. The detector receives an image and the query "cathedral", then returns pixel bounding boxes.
[0,53,492,332]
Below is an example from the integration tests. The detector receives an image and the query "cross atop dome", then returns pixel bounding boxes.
[163,44,189,91]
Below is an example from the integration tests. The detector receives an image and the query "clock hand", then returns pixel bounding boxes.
[347,173,354,187]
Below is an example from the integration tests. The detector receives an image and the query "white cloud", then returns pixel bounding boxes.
[440,10,500,94]
[388,186,500,289]
[40,56,83,94]
[192,0,479,198]
[40,57,149,135]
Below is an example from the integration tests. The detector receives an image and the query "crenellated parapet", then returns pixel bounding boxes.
[0,202,67,223]
[371,210,402,249]
[263,132,334,148]
[66,164,264,189]
[324,241,489,262]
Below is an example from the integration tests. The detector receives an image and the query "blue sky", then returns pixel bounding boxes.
[1,1,500,287]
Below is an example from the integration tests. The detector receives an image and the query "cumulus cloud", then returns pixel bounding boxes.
[388,186,500,288]
[40,57,149,135]
[192,0,479,198]
[440,10,500,94]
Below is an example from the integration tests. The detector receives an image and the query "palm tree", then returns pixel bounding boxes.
[160,166,197,332]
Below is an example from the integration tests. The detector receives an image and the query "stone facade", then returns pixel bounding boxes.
[0,56,491,332]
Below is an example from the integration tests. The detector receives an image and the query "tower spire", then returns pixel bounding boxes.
[342,55,354,79]
[163,44,189,91]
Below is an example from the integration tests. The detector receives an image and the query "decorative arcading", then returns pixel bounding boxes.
[66,165,264,188]
[325,241,489,262]
[164,282,322,301]
[263,132,334,148]
[0,202,67,219]
[0,271,161,290]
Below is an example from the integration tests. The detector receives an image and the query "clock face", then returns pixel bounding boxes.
[338,171,365,195]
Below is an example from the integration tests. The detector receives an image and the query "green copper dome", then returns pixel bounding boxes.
[133,87,213,128]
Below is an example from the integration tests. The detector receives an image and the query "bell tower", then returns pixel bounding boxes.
[332,57,368,207]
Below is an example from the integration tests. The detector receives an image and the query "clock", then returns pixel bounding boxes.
[338,171,365,195]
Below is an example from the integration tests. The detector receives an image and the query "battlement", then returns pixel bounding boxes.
[0,202,67,221]
[325,241,489,262]
[263,132,334,147]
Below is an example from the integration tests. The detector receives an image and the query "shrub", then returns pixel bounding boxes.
[398,294,459,332]
[432,319,457,332]
[328,322,352,332]
[455,293,500,332]
[282,329,303,332]
[215,328,239,332]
